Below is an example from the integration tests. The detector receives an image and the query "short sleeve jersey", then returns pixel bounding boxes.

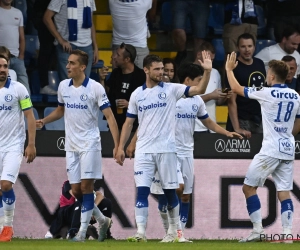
[0,79,32,152]
[176,95,208,157]
[57,78,110,151]
[245,84,300,160]
[127,82,190,153]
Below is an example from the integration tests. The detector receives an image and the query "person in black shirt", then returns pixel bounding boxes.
[225,33,266,138]
[102,43,146,132]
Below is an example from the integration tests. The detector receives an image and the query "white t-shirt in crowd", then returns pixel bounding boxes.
[255,43,300,77]
[176,95,208,157]
[47,0,96,47]
[109,0,152,48]
[245,84,300,160]
[57,78,110,152]
[8,69,17,81]
[0,79,31,152]
[195,68,221,132]
[0,7,23,57]
[127,82,190,154]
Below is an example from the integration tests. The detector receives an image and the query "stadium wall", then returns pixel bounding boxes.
[13,132,300,239]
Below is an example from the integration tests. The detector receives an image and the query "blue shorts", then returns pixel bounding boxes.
[172,0,209,38]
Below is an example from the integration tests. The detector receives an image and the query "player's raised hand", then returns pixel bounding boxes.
[25,144,36,163]
[36,119,44,129]
[115,148,125,166]
[225,52,238,71]
[198,50,212,71]
[226,131,244,139]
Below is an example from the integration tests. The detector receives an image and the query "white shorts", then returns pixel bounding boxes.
[134,153,178,189]
[244,153,293,191]
[66,151,102,184]
[0,151,23,183]
[150,165,184,195]
[178,156,194,194]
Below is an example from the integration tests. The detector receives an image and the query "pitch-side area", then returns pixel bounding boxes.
[1,239,300,250]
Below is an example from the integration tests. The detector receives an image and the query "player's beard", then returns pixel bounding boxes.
[149,74,162,83]
[0,73,7,82]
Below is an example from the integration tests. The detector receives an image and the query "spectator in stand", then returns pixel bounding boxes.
[32,0,57,95]
[99,43,145,132]
[225,33,266,138]
[193,41,232,133]
[172,0,210,66]
[255,25,300,77]
[0,0,31,94]
[43,0,98,81]
[109,0,156,69]
[163,58,179,83]
[0,46,17,81]
[222,0,259,55]
[281,55,300,94]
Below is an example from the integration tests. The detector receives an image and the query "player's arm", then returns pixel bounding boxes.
[201,117,243,139]
[225,52,245,97]
[188,51,212,96]
[36,106,65,129]
[23,108,36,163]
[116,117,135,166]
[102,107,120,158]
[126,130,137,159]
[292,118,300,136]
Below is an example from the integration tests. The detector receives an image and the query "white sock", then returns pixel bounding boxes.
[93,204,106,224]
[281,210,293,230]
[167,204,180,235]
[135,207,148,235]
[159,210,169,234]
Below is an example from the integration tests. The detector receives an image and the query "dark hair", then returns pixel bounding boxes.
[281,55,296,63]
[0,54,8,62]
[196,41,215,54]
[281,25,300,42]
[70,49,89,66]
[237,33,255,47]
[0,46,11,60]
[163,58,179,82]
[177,63,204,83]
[143,54,162,68]
[120,42,136,62]
[268,60,289,82]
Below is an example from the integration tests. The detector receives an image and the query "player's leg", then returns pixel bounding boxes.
[273,160,294,243]
[0,151,23,242]
[239,154,277,243]
[128,153,154,242]
[150,172,169,234]
[158,153,180,242]
[97,197,113,239]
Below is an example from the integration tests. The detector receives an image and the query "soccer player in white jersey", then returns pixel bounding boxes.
[115,52,212,243]
[0,55,36,242]
[36,50,119,242]
[226,52,300,243]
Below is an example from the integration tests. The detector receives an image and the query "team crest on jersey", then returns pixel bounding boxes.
[80,94,88,101]
[4,94,13,102]
[158,92,166,100]
[192,104,198,112]
[102,93,107,98]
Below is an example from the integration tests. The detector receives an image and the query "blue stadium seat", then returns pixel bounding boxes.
[29,70,40,94]
[98,112,108,131]
[24,107,39,130]
[44,107,65,130]
[25,35,39,67]
[212,39,225,68]
[255,5,266,37]
[48,71,60,91]
[208,3,224,35]
[255,39,276,55]
[90,60,104,82]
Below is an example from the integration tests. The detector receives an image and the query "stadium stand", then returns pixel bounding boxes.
[44,107,65,130]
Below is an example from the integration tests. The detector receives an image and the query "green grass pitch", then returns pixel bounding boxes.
[2,239,300,250]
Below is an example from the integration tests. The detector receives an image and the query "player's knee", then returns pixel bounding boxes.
[157,194,168,212]
[136,186,150,208]
[176,184,184,198]
[0,180,13,192]
[181,194,190,203]
[163,189,178,209]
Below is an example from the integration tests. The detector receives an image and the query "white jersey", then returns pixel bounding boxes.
[0,79,32,152]
[176,96,208,157]
[245,84,300,160]
[127,82,190,153]
[58,78,110,151]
